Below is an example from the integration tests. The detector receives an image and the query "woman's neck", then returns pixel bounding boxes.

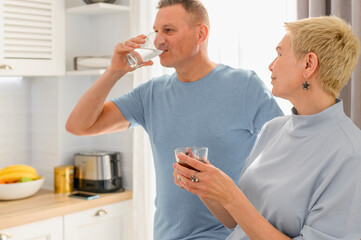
[291,93,335,115]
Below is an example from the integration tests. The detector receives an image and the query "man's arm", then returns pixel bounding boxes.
[66,34,151,136]
[65,68,130,136]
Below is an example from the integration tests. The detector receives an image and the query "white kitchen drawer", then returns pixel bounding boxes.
[0,216,63,240]
[63,200,132,240]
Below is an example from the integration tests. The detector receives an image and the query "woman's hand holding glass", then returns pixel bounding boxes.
[173,153,238,206]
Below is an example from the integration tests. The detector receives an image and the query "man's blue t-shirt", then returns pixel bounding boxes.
[112,64,283,239]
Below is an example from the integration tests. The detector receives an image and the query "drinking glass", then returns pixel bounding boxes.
[174,147,208,171]
[126,32,163,68]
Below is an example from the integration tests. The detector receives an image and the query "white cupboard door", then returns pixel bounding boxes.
[0,0,65,76]
[64,200,132,240]
[0,216,63,240]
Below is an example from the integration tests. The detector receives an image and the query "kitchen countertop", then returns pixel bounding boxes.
[0,189,132,230]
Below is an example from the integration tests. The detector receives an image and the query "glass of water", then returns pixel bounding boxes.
[126,32,163,68]
[174,147,208,171]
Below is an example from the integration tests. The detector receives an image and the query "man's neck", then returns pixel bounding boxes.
[176,55,217,82]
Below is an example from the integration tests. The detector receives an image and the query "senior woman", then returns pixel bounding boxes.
[173,16,361,240]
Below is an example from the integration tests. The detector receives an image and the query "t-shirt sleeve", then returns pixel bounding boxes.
[244,72,283,135]
[111,82,148,129]
[293,155,361,240]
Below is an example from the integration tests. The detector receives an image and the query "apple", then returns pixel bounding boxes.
[19,177,33,183]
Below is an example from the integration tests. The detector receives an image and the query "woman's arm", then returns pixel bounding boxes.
[173,153,290,240]
[200,197,237,229]
[223,188,290,240]
[173,154,236,228]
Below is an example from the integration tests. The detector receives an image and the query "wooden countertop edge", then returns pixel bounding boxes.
[0,189,133,230]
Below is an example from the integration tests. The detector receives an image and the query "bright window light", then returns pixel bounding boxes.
[204,0,297,115]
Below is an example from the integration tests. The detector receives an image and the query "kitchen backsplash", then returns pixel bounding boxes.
[0,77,31,167]
[0,75,134,191]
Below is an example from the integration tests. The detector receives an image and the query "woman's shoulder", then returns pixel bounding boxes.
[338,117,361,155]
[249,115,290,152]
[261,115,290,135]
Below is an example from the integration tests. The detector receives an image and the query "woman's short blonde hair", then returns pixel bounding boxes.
[285,16,360,97]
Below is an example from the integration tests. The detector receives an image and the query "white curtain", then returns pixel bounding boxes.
[130,1,156,240]
[297,0,361,129]
[130,1,179,239]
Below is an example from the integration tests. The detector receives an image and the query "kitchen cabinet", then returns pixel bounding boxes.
[65,1,131,75]
[64,200,132,240]
[0,0,65,76]
[0,217,63,240]
[0,190,132,240]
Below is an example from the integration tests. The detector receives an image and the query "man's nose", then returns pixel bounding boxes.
[154,33,166,50]
[268,59,275,71]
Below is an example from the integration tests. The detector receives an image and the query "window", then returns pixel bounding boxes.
[204,0,297,114]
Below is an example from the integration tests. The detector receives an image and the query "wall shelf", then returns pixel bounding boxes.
[66,69,106,76]
[66,70,133,77]
[66,3,130,16]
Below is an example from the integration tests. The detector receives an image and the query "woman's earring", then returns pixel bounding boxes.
[302,81,310,90]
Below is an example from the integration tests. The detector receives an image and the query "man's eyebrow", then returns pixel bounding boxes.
[154,24,175,29]
[276,46,282,51]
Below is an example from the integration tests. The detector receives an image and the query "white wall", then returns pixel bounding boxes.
[0,75,134,191]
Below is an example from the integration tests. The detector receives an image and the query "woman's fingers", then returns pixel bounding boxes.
[173,160,233,201]
[173,168,191,190]
[174,160,199,177]
[177,153,208,172]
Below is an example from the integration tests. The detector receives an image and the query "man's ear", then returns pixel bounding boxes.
[197,24,209,45]
[303,52,318,79]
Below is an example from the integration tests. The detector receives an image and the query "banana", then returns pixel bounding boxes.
[0,165,39,182]
[0,164,37,176]
[0,171,39,182]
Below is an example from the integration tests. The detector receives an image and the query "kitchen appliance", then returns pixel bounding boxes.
[74,151,124,193]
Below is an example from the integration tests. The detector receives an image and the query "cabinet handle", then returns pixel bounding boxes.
[0,233,12,240]
[0,64,13,70]
[94,209,108,217]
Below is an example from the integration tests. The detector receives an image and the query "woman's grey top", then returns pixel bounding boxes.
[227,100,361,240]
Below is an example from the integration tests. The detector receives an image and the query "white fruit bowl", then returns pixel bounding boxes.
[0,177,44,200]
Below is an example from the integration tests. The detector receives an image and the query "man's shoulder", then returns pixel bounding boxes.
[216,64,256,79]
[136,73,174,90]
[151,73,174,82]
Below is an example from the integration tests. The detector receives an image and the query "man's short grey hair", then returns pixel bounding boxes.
[157,0,210,27]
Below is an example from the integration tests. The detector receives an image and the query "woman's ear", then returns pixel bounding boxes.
[197,24,209,45]
[303,52,318,79]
